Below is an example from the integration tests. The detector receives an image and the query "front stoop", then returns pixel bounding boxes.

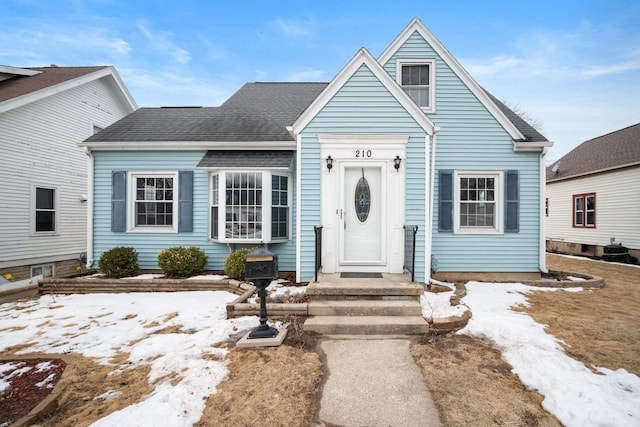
[303,280,429,335]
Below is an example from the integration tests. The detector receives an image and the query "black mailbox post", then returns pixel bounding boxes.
[245,245,279,339]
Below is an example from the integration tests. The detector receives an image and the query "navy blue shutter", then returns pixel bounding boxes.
[439,170,453,232]
[505,170,519,233]
[178,171,193,232]
[111,171,127,232]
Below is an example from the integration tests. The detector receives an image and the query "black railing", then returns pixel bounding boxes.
[403,225,418,282]
[314,225,323,282]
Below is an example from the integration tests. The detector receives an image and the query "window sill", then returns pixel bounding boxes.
[30,231,58,237]
[454,228,503,235]
[128,227,177,234]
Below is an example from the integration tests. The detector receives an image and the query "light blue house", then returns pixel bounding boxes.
[81,18,551,283]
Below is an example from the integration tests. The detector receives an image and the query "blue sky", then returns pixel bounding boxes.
[2,0,639,159]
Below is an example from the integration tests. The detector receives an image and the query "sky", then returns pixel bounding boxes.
[2,0,639,160]
[1,265,639,426]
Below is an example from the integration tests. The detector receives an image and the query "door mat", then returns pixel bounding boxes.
[340,272,383,279]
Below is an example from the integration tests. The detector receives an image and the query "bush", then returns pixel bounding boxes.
[224,247,256,280]
[157,246,208,278]
[99,247,139,278]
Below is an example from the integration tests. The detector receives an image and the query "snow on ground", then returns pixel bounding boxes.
[0,292,258,427]
[247,279,307,303]
[420,287,469,320]
[460,282,640,427]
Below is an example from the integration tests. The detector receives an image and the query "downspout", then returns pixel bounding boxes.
[83,147,94,268]
[426,126,440,280]
[539,147,548,273]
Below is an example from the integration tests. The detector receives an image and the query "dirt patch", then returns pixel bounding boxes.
[195,343,322,426]
[411,334,562,426]
[524,254,640,376]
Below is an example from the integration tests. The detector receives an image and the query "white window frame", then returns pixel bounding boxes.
[30,184,59,236]
[209,170,292,244]
[454,171,503,234]
[396,58,435,113]
[128,172,178,233]
[31,263,55,278]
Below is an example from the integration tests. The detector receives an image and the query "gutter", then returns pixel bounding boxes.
[426,126,440,280]
[83,147,94,269]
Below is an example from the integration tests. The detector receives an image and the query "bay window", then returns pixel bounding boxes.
[211,171,290,242]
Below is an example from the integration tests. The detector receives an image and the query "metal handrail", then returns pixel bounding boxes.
[403,225,418,282]
[314,225,323,282]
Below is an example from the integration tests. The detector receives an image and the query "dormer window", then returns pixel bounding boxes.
[397,59,435,112]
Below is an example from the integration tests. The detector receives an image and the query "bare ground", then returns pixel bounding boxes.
[4,254,638,426]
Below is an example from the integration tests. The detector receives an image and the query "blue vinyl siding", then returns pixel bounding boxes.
[384,30,541,273]
[92,151,297,271]
[298,64,428,281]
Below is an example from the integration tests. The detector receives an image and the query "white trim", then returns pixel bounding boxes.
[295,134,302,280]
[539,149,548,273]
[30,183,59,236]
[378,18,525,142]
[81,140,296,151]
[514,140,553,152]
[396,58,435,113]
[127,171,178,233]
[0,67,137,114]
[85,148,94,268]
[453,171,504,235]
[30,263,55,278]
[292,48,434,136]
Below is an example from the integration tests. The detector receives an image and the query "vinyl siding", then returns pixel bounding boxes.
[0,79,130,267]
[92,151,297,271]
[384,30,542,273]
[298,64,428,281]
[546,167,640,250]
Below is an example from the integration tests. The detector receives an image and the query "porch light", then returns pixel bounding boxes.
[394,155,402,171]
[326,155,333,172]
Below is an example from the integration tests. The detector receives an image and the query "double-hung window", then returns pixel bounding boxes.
[130,173,177,232]
[210,171,290,242]
[397,59,435,112]
[32,185,57,235]
[454,172,503,234]
[573,193,596,228]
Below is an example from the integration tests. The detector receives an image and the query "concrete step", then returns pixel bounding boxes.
[304,315,429,335]
[306,282,424,297]
[308,299,423,316]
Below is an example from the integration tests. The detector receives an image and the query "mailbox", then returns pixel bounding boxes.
[244,245,279,339]
[244,245,278,283]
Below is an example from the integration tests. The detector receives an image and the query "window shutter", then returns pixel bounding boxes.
[178,170,193,232]
[439,170,453,232]
[505,170,519,233]
[111,171,127,232]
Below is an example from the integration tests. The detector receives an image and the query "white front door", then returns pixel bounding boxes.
[340,164,385,267]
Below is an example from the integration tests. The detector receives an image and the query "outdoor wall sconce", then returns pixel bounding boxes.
[326,155,333,171]
[394,155,402,171]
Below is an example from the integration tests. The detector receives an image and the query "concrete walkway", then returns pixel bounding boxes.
[319,338,442,427]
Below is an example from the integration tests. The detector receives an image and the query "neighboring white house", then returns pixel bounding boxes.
[0,65,137,281]
[546,123,640,260]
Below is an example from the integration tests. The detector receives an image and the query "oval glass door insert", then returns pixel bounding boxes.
[355,169,371,222]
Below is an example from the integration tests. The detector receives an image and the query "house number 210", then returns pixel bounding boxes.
[355,149,372,158]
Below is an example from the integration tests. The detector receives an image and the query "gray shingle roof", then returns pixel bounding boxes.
[86,82,328,143]
[197,150,293,168]
[85,81,547,146]
[547,123,640,182]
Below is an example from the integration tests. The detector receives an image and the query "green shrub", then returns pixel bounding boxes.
[224,247,256,280]
[99,247,139,278]
[157,246,208,278]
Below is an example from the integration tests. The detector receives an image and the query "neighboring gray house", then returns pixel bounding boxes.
[546,123,640,260]
[81,18,551,283]
[0,65,137,281]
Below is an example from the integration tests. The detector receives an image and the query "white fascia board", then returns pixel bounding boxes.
[514,140,554,152]
[291,48,435,136]
[103,66,138,112]
[0,67,136,114]
[80,140,296,151]
[378,18,526,142]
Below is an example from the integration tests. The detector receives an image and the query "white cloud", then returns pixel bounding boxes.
[285,66,326,81]
[137,20,191,64]
[268,16,315,38]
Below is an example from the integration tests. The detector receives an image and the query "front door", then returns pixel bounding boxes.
[340,165,385,267]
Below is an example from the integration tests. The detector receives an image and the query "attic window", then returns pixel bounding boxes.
[397,59,435,112]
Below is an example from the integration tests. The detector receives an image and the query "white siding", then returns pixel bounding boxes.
[0,79,131,267]
[546,167,640,250]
